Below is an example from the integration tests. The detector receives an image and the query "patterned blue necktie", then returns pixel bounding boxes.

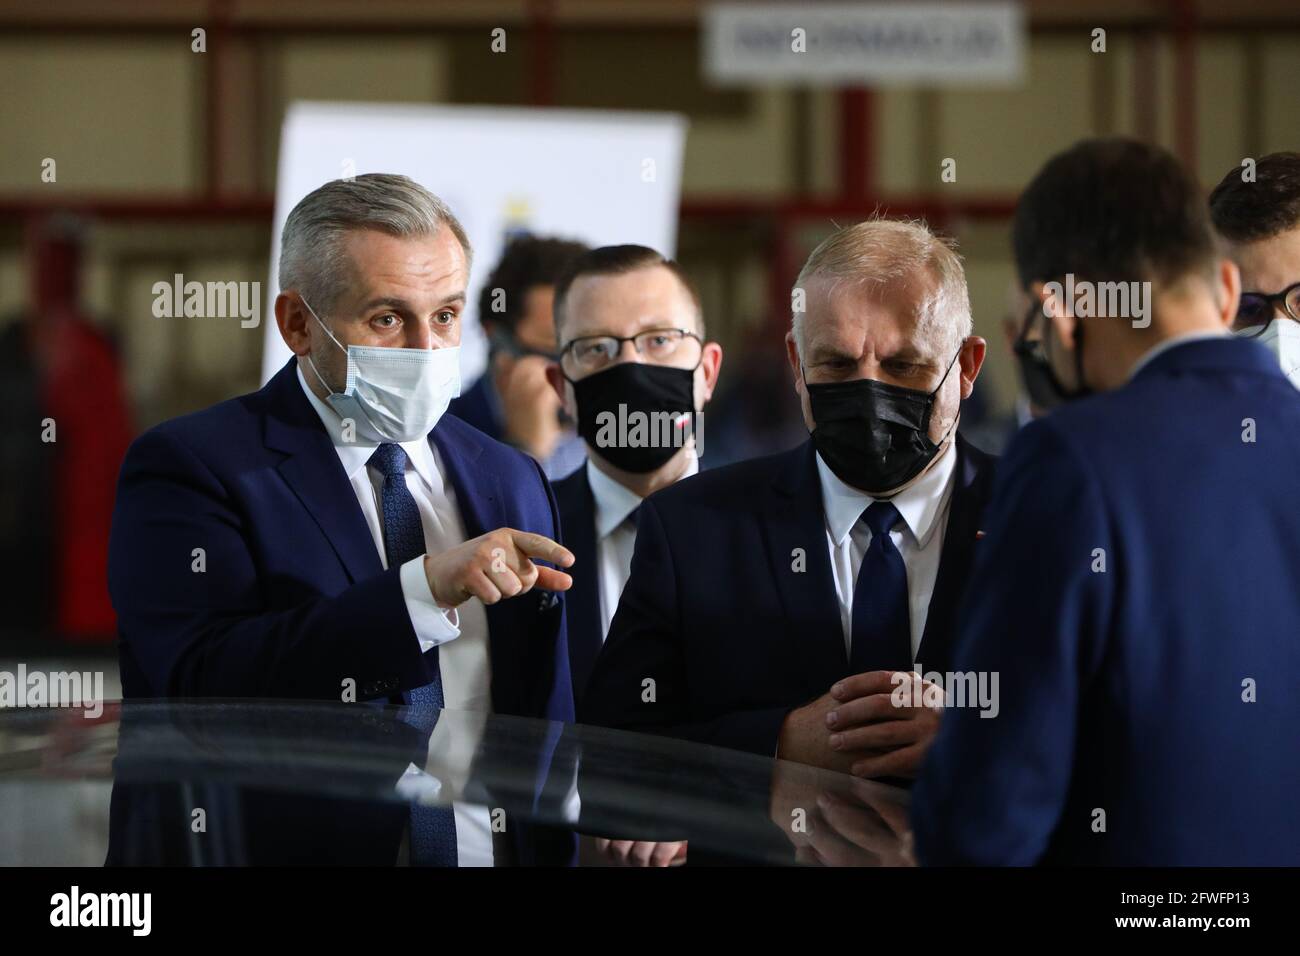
[369,442,458,867]
[849,501,913,674]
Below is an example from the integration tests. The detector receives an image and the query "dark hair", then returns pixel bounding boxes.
[1209,152,1300,244]
[477,234,589,332]
[553,244,704,340]
[1013,138,1220,292]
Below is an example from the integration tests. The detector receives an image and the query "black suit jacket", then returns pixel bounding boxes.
[579,436,996,756]
[552,464,605,711]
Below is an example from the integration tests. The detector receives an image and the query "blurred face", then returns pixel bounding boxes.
[787,273,984,449]
[1227,226,1300,331]
[277,225,469,396]
[487,284,558,361]
[513,285,559,354]
[548,264,722,418]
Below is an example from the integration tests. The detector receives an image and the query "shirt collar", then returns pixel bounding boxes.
[587,455,699,539]
[1127,331,1228,381]
[296,364,443,492]
[815,438,958,549]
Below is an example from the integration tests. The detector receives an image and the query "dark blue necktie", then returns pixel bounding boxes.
[369,442,458,867]
[849,501,913,674]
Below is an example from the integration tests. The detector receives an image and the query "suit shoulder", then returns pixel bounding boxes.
[129,387,264,464]
[648,444,807,513]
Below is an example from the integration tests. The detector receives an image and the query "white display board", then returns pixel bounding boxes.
[262,102,688,384]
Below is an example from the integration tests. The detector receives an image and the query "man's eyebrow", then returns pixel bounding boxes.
[883,345,932,363]
[359,296,414,312]
[357,292,466,312]
[807,343,858,362]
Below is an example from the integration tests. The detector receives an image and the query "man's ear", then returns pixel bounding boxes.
[784,331,804,395]
[1214,258,1241,329]
[276,291,311,356]
[698,342,724,403]
[957,336,987,400]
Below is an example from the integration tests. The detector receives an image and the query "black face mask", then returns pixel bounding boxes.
[1012,300,1092,410]
[805,348,961,495]
[566,362,698,474]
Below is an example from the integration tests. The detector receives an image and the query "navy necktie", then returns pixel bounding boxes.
[369,442,458,867]
[848,501,913,674]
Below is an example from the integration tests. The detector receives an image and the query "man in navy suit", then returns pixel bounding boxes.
[581,219,997,782]
[108,173,576,866]
[545,246,724,713]
[912,138,1300,865]
[545,246,723,867]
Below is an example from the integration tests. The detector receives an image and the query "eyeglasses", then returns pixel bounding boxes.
[559,328,702,375]
[1234,281,1300,337]
[1012,301,1047,362]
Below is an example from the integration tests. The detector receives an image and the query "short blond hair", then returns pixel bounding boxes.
[791,218,972,359]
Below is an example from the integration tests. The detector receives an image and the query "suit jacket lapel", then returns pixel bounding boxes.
[916,436,994,672]
[762,440,850,695]
[263,360,383,584]
[429,420,516,707]
[429,421,501,541]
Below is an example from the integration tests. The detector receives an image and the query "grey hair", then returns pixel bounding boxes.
[791,217,973,361]
[278,173,472,313]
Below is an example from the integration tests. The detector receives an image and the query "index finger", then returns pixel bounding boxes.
[832,670,912,701]
[508,530,575,567]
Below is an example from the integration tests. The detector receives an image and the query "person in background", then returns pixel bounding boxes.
[546,245,723,709]
[912,138,1300,865]
[1,214,133,645]
[1209,151,1300,387]
[581,219,997,784]
[546,245,723,869]
[449,235,589,477]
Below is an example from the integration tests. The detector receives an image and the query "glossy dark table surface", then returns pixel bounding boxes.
[0,700,912,866]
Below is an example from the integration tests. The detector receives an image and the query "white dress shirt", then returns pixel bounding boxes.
[587,456,700,641]
[297,366,494,866]
[816,441,958,666]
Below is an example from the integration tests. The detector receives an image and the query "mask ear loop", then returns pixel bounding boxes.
[927,342,966,447]
[301,295,346,397]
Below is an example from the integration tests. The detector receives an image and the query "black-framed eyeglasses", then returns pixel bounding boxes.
[1012,301,1047,362]
[559,328,702,375]
[1234,281,1300,337]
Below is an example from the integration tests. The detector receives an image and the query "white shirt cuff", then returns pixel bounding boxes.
[399,556,461,652]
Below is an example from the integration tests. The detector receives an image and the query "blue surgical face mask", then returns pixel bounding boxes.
[1238,318,1300,390]
[302,296,461,443]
